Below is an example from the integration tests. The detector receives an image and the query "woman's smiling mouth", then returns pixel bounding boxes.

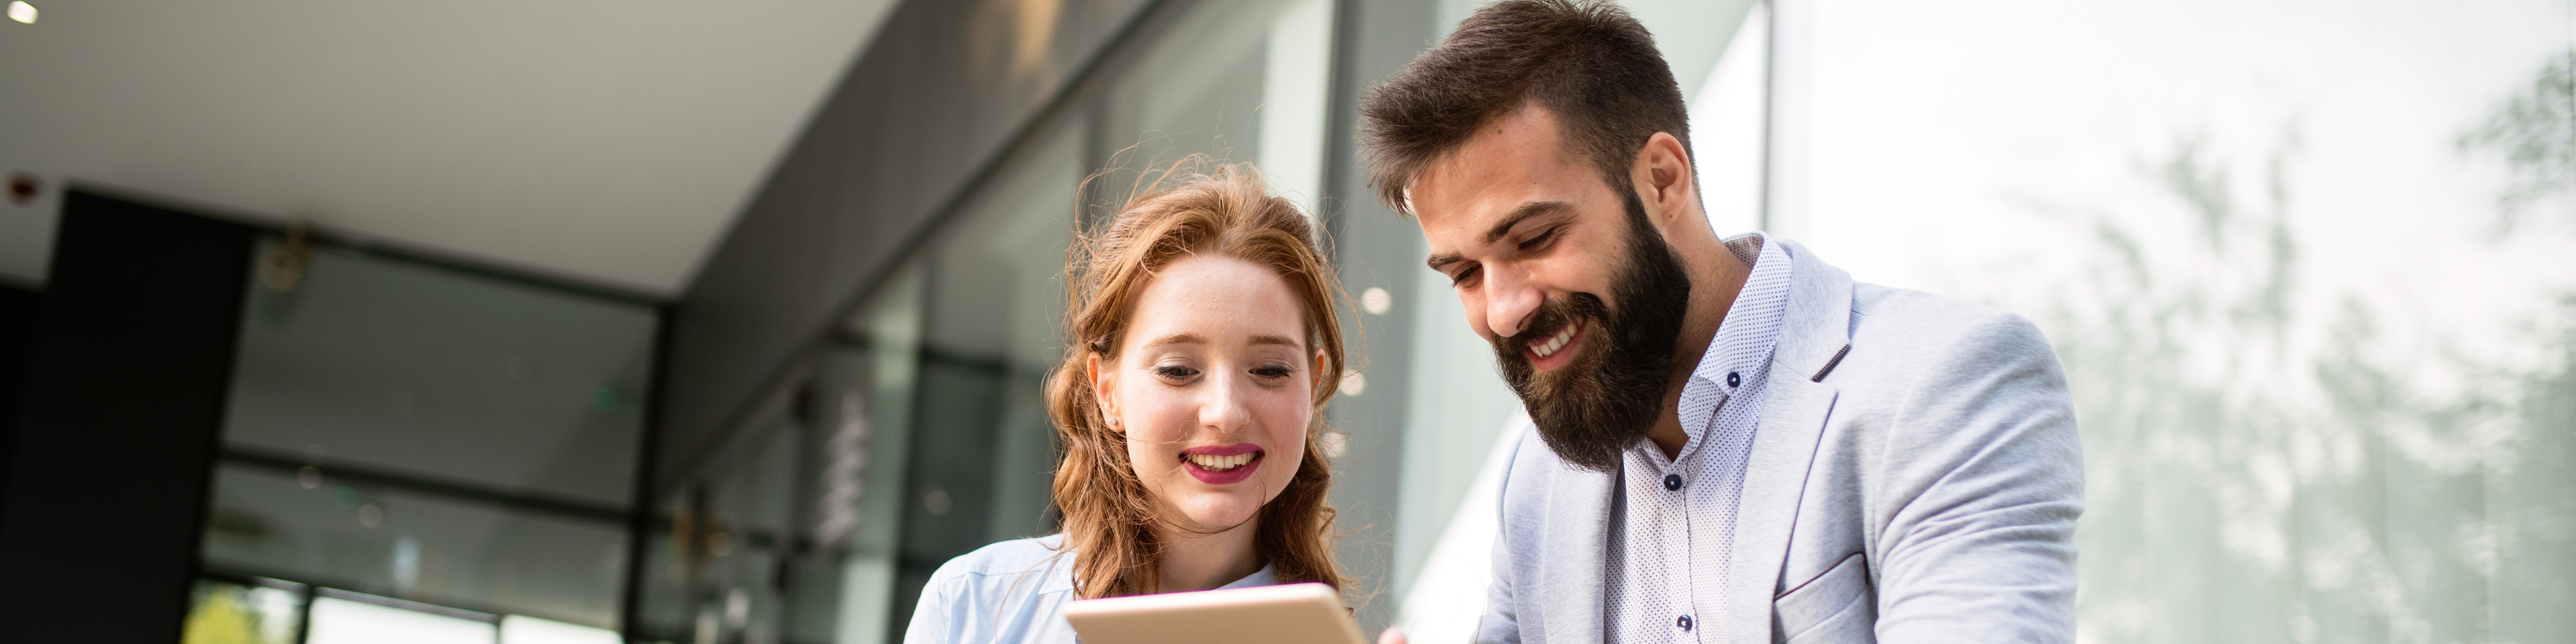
[1179,443,1265,484]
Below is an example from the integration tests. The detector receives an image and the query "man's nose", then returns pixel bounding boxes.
[1483,268,1543,339]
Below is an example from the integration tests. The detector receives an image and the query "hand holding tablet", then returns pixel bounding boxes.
[1063,583,1368,644]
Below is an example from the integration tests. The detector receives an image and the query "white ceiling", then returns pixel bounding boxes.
[0,0,900,296]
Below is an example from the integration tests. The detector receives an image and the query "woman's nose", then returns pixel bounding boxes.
[1197,373,1253,432]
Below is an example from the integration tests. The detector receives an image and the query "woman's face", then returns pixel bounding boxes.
[1092,254,1322,535]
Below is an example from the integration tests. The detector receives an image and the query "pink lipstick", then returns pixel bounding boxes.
[1179,443,1264,484]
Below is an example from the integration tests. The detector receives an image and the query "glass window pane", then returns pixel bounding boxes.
[224,241,655,507]
[205,239,654,630]
[499,614,621,644]
[306,595,496,644]
[203,464,630,627]
[1095,0,1322,206]
[1770,1,2576,641]
[633,393,814,644]
[182,578,306,644]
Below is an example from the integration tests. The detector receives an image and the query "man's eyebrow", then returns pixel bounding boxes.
[1427,251,1465,272]
[1428,201,1575,271]
[1483,201,1574,245]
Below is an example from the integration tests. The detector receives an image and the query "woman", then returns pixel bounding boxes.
[902,163,1351,644]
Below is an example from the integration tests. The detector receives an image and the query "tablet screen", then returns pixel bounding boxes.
[1062,582,1367,644]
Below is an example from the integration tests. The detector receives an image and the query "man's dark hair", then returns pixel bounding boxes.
[1358,0,1691,214]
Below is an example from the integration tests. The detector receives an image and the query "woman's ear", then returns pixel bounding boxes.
[1088,352,1122,433]
[1312,350,1331,395]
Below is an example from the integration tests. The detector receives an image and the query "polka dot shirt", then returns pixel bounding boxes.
[1602,233,1793,644]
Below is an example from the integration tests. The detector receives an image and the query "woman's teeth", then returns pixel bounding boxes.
[1185,452,1258,471]
[1531,324,1578,358]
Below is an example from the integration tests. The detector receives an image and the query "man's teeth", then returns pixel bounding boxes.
[1531,325,1578,358]
[1185,452,1258,471]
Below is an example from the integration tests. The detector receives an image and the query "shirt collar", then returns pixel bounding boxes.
[1216,561,1281,589]
[1682,233,1795,428]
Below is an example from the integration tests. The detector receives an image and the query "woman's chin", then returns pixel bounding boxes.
[1170,502,1265,534]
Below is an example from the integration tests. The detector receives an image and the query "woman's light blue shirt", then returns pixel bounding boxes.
[901,534,1281,644]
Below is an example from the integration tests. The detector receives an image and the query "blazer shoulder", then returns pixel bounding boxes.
[1839,282,2061,392]
[1850,283,2050,349]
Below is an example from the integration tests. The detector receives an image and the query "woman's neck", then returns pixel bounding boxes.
[1154,517,1264,592]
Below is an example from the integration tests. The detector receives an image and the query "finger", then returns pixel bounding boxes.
[1377,627,1408,644]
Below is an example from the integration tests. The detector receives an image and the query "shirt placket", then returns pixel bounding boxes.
[1652,451,1699,644]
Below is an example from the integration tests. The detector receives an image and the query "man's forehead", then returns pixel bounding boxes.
[1413,134,1592,244]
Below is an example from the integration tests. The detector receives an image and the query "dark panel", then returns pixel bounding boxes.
[0,284,36,526]
[661,0,1157,480]
[0,191,253,642]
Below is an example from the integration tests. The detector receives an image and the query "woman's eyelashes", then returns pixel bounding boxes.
[1249,362,1296,380]
[1147,359,1297,385]
[1151,363,1201,382]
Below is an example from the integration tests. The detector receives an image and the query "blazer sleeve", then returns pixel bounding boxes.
[1475,430,1530,644]
[1871,311,2084,643]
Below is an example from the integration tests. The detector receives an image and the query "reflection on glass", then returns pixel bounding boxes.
[225,241,653,507]
[205,239,655,629]
[894,115,1083,624]
[203,466,631,626]
[1772,1,2576,641]
[500,614,623,644]
[182,578,305,644]
[305,595,496,644]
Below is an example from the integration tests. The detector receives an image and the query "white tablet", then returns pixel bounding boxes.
[1062,582,1368,644]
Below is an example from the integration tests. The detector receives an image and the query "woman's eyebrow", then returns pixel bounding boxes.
[1142,332,1205,348]
[1247,334,1303,349]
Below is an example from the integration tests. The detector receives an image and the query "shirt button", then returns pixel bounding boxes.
[1677,615,1693,631]
[1662,474,1682,491]
[1726,371,1741,388]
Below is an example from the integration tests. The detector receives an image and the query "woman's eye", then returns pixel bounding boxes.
[1152,364,1200,380]
[1250,364,1295,379]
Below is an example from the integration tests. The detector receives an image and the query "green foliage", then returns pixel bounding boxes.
[2459,51,2576,233]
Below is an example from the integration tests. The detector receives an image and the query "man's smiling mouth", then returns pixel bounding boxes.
[1528,320,1582,359]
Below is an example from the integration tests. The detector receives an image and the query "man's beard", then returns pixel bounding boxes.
[1493,194,1693,472]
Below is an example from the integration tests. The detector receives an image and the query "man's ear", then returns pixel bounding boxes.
[1628,131,1698,230]
[1088,352,1122,433]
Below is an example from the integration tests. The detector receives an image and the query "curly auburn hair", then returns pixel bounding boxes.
[1042,160,1351,598]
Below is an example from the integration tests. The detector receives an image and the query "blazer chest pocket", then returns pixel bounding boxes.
[1773,552,1874,644]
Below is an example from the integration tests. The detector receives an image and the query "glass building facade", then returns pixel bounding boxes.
[134,0,2575,643]
[187,238,655,643]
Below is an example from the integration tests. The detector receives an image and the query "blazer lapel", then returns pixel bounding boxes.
[1719,239,1855,644]
[1723,379,1837,643]
[1537,463,1614,644]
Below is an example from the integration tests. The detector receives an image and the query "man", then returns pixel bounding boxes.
[1356,1,2083,643]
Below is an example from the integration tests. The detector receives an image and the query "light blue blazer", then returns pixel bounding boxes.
[1479,239,2085,644]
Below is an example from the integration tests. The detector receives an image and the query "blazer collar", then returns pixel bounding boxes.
[1717,237,1854,644]
[1759,237,1856,383]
